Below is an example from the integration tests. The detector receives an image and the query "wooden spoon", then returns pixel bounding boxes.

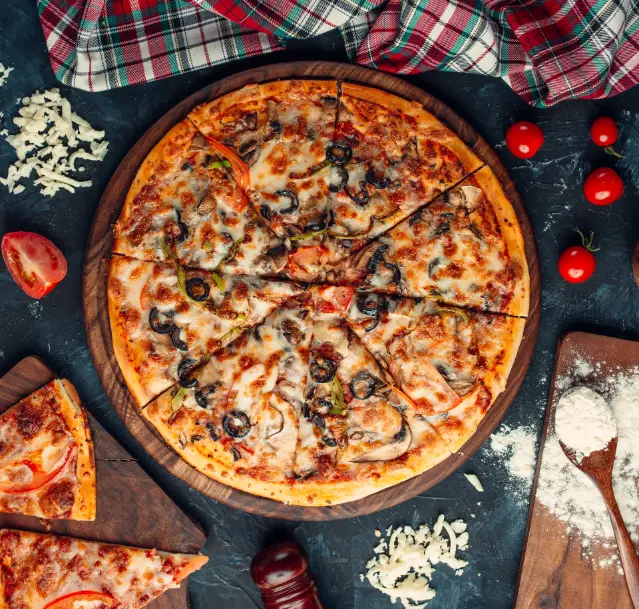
[559,435,639,608]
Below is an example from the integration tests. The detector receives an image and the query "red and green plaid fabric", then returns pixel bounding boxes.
[38,0,639,107]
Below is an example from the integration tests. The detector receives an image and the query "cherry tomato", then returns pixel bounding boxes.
[558,246,596,283]
[1,231,67,298]
[315,286,354,314]
[591,116,618,147]
[583,167,624,205]
[506,121,544,158]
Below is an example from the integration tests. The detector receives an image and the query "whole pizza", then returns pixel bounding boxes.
[108,80,530,506]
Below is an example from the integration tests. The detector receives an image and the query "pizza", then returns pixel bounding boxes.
[0,380,95,520]
[0,529,207,609]
[108,79,531,506]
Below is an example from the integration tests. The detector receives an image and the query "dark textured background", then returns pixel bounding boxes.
[1,3,639,608]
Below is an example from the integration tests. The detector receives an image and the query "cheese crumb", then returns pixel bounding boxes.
[464,473,484,492]
[0,88,109,196]
[0,63,12,88]
[363,516,470,608]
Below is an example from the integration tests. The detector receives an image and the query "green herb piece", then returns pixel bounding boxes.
[211,271,225,291]
[171,387,187,412]
[290,229,327,242]
[220,326,244,343]
[208,160,232,169]
[202,240,215,253]
[235,313,248,322]
[329,377,347,415]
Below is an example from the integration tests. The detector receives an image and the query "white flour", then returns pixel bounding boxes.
[536,359,639,568]
[554,386,617,462]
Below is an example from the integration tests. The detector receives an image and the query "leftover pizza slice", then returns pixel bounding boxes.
[108,256,304,406]
[0,529,207,609]
[0,380,95,521]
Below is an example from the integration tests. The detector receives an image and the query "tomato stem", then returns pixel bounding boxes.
[604,146,623,159]
[576,229,600,253]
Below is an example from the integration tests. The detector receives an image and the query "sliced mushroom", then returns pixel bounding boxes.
[233,131,261,167]
[350,421,412,462]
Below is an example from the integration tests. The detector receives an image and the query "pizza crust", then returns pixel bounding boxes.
[56,380,97,521]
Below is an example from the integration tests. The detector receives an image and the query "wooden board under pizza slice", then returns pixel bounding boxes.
[0,529,207,609]
[0,380,95,521]
[322,83,483,266]
[330,165,529,317]
[142,294,314,504]
[108,256,304,406]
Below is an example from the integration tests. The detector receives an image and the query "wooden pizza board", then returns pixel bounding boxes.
[83,61,541,520]
[514,332,639,609]
[0,356,207,609]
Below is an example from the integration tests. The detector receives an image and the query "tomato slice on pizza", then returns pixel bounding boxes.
[108,256,304,406]
[0,529,207,609]
[0,380,95,520]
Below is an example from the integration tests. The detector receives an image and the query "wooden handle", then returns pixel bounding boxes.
[600,481,639,608]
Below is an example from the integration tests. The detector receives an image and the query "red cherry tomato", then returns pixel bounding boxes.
[591,116,618,147]
[583,167,624,205]
[1,231,68,298]
[506,122,544,158]
[558,246,596,283]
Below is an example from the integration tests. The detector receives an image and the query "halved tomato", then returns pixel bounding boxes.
[316,286,354,314]
[43,591,114,609]
[1,231,67,298]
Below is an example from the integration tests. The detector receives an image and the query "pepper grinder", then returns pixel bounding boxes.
[250,541,325,609]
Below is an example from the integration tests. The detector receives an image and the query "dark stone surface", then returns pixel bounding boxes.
[1,2,638,608]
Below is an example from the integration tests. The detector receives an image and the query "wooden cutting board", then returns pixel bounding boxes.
[0,356,207,609]
[515,332,639,609]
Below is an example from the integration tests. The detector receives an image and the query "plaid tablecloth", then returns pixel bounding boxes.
[38,0,639,107]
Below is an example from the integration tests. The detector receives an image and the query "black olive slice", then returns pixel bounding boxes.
[428,257,440,277]
[260,204,272,221]
[366,244,389,274]
[310,356,337,383]
[222,410,251,438]
[195,384,217,408]
[270,120,281,134]
[206,422,219,441]
[275,189,299,214]
[326,141,352,166]
[303,214,329,232]
[322,436,337,447]
[175,209,188,242]
[266,243,287,258]
[314,398,333,415]
[357,293,380,316]
[178,358,198,388]
[185,277,210,302]
[362,315,379,333]
[365,168,391,189]
[329,166,348,192]
[350,371,380,400]
[149,307,173,334]
[231,447,242,461]
[311,413,326,431]
[170,326,188,351]
[345,180,370,206]
[381,262,402,285]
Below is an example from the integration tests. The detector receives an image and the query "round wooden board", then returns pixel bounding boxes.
[83,61,541,521]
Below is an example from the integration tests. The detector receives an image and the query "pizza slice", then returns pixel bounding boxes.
[0,529,207,609]
[338,288,525,451]
[112,120,288,277]
[189,81,340,279]
[288,287,450,504]
[0,380,95,520]
[323,83,483,265]
[331,165,530,316]
[108,256,304,406]
[142,295,314,503]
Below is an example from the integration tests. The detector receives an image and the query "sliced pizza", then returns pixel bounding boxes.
[323,83,483,265]
[0,529,207,609]
[108,256,304,406]
[0,380,95,520]
[189,81,340,279]
[337,287,525,451]
[142,295,314,503]
[331,165,529,316]
[112,120,287,277]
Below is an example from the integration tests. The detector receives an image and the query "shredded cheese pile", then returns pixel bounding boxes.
[0,88,109,196]
[362,515,470,609]
[0,63,12,88]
